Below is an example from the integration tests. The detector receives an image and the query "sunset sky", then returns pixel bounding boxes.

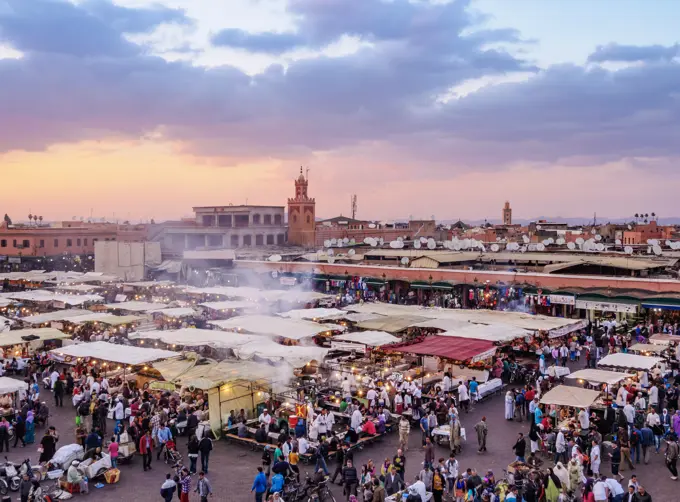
[1,0,679,223]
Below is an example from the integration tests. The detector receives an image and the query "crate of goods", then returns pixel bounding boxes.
[104,468,120,484]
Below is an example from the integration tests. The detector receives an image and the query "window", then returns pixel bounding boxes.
[22,240,29,248]
[264,214,272,225]
[230,235,239,247]
[202,215,215,226]
[255,235,264,246]
[306,215,311,224]
[277,234,285,245]
[0,240,6,248]
[12,240,16,248]
[293,215,297,223]
[39,240,44,248]
[266,235,274,245]
[54,239,59,248]
[84,238,88,246]
[66,239,72,247]
[243,235,252,246]
[274,214,282,225]
[253,214,261,225]
[77,238,81,246]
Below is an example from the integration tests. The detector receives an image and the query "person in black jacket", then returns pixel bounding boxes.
[255,425,268,444]
[53,378,64,408]
[198,435,212,474]
[187,435,199,474]
[186,410,199,439]
[330,443,347,485]
[513,432,526,462]
[342,459,358,499]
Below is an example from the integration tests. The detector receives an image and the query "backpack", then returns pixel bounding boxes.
[79,401,91,416]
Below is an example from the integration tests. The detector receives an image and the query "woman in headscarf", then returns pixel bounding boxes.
[505,391,515,420]
[567,456,583,496]
[662,408,672,435]
[24,410,35,444]
[581,478,595,502]
[13,414,25,448]
[544,468,562,502]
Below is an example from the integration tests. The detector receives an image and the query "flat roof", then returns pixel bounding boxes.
[192,205,284,210]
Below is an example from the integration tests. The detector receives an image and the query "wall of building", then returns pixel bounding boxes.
[94,241,162,281]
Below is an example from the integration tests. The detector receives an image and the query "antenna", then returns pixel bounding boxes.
[351,194,357,219]
[306,167,309,180]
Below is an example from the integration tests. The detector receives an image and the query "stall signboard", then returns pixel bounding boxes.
[280,277,297,286]
[8,257,20,264]
[575,300,637,314]
[549,319,588,338]
[549,295,575,305]
[471,347,497,363]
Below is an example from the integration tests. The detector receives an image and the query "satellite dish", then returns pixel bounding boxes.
[547,238,555,244]
[624,246,633,254]
[327,257,335,264]
[453,242,462,251]
[591,228,597,235]
[595,235,602,241]
[596,243,605,251]
[349,238,356,245]
[343,237,349,244]
[401,257,409,265]
[528,244,537,252]
[379,238,384,245]
[627,225,632,230]
[348,249,356,256]
[427,240,436,250]
[556,237,565,245]
[536,243,545,251]
[420,237,428,243]
[330,238,337,245]
[368,223,376,229]
[490,244,500,252]
[268,254,282,262]
[324,240,331,248]
[522,235,530,244]
[653,245,662,255]
[414,240,422,249]
[576,238,585,245]
[397,236,404,242]
[389,240,400,249]
[520,245,527,253]
[542,239,550,246]
[370,239,377,247]
[536,225,542,230]
[327,248,335,256]
[615,239,621,245]
[567,242,576,250]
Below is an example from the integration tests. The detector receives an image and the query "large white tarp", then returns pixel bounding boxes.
[598,353,663,371]
[209,315,329,340]
[565,369,635,385]
[185,286,331,303]
[0,291,103,305]
[333,331,401,347]
[540,385,601,408]
[278,308,346,321]
[233,339,328,368]
[433,323,530,343]
[148,307,197,318]
[20,310,93,325]
[199,301,259,311]
[0,328,69,347]
[104,301,168,312]
[0,377,27,395]
[50,341,178,365]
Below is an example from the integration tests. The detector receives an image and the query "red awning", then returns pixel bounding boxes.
[383,335,495,361]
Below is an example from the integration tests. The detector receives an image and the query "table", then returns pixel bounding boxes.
[386,491,433,502]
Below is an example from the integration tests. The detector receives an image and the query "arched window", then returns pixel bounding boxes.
[293,215,297,223]
[306,215,311,224]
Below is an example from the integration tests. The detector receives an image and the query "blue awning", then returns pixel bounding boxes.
[642,303,680,311]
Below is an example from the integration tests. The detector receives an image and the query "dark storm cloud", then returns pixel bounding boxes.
[588,43,679,63]
[0,0,678,172]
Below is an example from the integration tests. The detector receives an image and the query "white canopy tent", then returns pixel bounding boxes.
[540,385,601,408]
[50,341,178,365]
[628,344,668,355]
[597,353,663,371]
[565,369,635,386]
[333,331,401,347]
[104,301,168,312]
[0,377,27,395]
[435,324,530,343]
[199,301,259,311]
[148,307,197,318]
[64,314,146,326]
[0,291,104,305]
[185,286,331,303]
[21,310,95,325]
[0,328,69,347]
[209,315,329,340]
[278,308,346,321]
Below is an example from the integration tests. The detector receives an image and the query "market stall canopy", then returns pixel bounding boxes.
[565,369,635,386]
[540,385,601,408]
[0,316,14,327]
[278,308,346,321]
[122,281,175,288]
[355,315,429,334]
[185,286,331,303]
[153,356,284,389]
[383,335,496,362]
[129,328,263,349]
[0,291,104,305]
[19,310,92,325]
[0,327,69,347]
[147,307,197,318]
[648,334,679,345]
[342,313,387,323]
[50,341,178,365]
[65,314,146,326]
[199,300,259,311]
[209,315,330,340]
[435,324,530,343]
[597,353,663,371]
[334,331,401,347]
[55,285,103,292]
[104,301,168,312]
[628,343,668,355]
[234,339,328,368]
[0,299,13,307]
[0,377,28,394]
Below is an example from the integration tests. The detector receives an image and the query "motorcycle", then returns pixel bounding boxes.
[0,457,17,493]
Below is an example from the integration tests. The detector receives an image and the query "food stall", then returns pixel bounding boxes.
[564,369,635,407]
[0,327,70,358]
[597,353,663,372]
[0,376,28,419]
[540,385,601,431]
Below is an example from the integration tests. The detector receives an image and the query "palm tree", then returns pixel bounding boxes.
[27,214,32,226]
[651,212,656,221]
[38,216,43,226]
[634,213,639,221]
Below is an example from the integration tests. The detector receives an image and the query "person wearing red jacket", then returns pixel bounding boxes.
[139,429,153,472]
